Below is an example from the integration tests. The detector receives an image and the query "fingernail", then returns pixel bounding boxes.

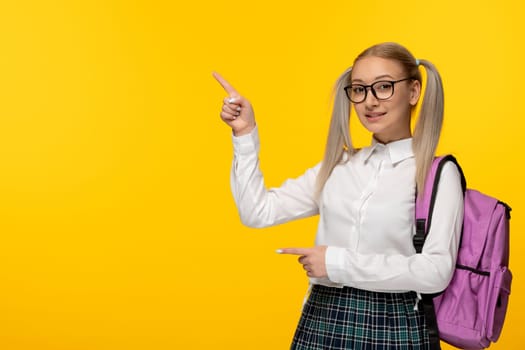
[236,106,241,111]
[276,249,283,254]
[227,97,236,103]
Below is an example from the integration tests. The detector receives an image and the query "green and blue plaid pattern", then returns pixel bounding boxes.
[291,285,430,350]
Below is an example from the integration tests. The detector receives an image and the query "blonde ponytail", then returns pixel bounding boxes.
[412,59,444,194]
[315,67,354,197]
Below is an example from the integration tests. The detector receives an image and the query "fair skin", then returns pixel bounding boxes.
[213,59,420,278]
[351,56,421,144]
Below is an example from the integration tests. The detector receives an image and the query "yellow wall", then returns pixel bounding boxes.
[0,0,523,349]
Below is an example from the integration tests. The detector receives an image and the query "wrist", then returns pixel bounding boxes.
[233,123,256,136]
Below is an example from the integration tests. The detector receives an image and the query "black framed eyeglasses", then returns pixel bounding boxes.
[343,78,413,103]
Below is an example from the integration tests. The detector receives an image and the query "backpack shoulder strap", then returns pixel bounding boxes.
[414,155,466,253]
[413,155,467,350]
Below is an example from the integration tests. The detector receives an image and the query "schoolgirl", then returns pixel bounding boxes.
[214,42,463,349]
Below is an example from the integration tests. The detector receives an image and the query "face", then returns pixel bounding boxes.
[350,56,420,144]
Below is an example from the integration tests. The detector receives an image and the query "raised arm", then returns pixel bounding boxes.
[213,72,320,228]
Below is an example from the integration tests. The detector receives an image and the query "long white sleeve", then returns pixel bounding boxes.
[230,126,320,228]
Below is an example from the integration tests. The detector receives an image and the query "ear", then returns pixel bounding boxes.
[409,80,421,106]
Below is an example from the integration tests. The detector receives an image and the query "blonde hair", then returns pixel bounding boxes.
[315,42,444,197]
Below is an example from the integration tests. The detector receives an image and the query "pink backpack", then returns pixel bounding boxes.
[414,155,512,350]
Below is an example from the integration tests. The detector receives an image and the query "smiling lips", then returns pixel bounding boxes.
[365,112,386,120]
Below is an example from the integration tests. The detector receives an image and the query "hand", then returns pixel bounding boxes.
[212,72,256,136]
[278,246,328,278]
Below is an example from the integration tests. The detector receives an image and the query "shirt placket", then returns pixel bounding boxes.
[354,147,385,250]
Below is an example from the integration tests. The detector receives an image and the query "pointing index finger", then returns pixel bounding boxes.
[277,248,311,256]
[212,71,238,96]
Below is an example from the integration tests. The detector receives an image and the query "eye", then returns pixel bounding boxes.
[351,86,365,94]
[375,82,392,91]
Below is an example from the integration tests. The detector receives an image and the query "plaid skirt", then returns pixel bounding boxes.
[291,285,430,350]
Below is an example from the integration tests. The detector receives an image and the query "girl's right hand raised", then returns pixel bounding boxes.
[213,72,256,136]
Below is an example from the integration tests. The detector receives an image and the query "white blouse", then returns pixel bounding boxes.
[231,126,464,294]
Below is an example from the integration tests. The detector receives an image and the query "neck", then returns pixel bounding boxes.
[374,132,411,144]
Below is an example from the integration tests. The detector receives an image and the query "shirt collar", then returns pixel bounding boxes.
[361,137,414,165]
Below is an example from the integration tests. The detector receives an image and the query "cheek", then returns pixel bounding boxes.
[389,95,413,115]
[398,99,414,116]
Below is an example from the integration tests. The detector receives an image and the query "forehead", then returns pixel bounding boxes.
[351,56,404,82]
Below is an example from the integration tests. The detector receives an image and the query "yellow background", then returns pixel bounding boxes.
[0,0,523,349]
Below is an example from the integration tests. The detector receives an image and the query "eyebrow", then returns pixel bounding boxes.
[351,74,396,83]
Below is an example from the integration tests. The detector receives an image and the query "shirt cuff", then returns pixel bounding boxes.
[232,125,260,155]
[325,246,349,285]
